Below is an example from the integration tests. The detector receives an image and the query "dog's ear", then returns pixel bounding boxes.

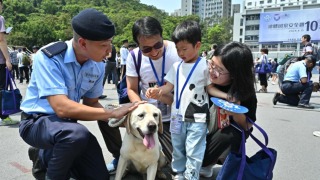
[125,112,132,134]
[158,110,163,134]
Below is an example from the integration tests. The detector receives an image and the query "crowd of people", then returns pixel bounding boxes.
[0,2,318,180]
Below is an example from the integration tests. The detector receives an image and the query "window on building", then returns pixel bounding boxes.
[260,1,264,4]
[280,43,297,51]
[267,0,272,3]
[248,2,252,6]
[240,29,243,35]
[240,18,243,26]
[240,38,242,43]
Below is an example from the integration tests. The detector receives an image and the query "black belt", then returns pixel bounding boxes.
[21,112,49,121]
[283,81,295,83]
[21,112,77,122]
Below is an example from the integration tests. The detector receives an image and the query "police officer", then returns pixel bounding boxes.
[19,8,142,180]
[273,55,316,109]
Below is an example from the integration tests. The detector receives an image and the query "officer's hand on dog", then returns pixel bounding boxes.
[111,101,146,120]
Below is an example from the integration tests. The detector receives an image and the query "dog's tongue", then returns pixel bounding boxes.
[143,134,155,149]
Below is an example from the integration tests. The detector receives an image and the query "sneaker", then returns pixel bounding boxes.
[297,104,314,109]
[106,158,118,174]
[173,173,185,180]
[0,117,19,126]
[258,89,267,93]
[272,93,280,105]
[99,95,107,99]
[199,164,214,178]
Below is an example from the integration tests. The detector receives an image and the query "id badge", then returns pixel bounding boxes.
[157,101,168,116]
[170,113,183,134]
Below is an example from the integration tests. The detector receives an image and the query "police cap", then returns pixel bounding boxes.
[72,8,115,41]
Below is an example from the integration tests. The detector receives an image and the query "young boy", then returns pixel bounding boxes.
[146,20,224,180]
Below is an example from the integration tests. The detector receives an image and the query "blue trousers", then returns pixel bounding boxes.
[279,81,313,106]
[171,122,207,180]
[19,114,109,180]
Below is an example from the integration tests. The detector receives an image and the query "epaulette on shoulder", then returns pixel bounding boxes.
[41,41,67,58]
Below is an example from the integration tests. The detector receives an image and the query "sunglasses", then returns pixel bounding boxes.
[140,41,164,53]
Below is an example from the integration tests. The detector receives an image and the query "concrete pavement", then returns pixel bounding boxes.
[0,72,319,180]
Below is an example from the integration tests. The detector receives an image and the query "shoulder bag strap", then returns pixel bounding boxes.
[236,117,276,180]
[130,50,141,81]
[5,68,17,90]
[4,68,19,110]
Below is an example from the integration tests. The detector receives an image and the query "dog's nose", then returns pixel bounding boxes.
[147,122,157,132]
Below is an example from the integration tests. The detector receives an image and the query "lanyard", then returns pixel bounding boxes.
[175,57,201,110]
[149,47,166,86]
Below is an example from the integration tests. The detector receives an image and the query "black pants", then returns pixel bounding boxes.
[11,64,19,79]
[19,66,29,83]
[103,61,118,87]
[0,64,8,119]
[258,73,268,87]
[120,65,126,80]
[202,125,243,166]
[0,64,6,90]
[278,81,313,106]
[19,114,109,180]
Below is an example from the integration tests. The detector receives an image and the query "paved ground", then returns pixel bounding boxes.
[0,72,319,180]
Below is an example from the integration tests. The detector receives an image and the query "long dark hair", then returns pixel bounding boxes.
[214,42,255,101]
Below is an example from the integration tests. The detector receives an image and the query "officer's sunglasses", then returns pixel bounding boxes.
[140,40,164,53]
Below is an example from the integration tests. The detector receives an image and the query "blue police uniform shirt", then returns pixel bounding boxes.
[284,61,307,82]
[21,40,105,114]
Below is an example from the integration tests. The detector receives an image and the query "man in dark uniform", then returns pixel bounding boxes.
[103,44,118,88]
[19,8,141,180]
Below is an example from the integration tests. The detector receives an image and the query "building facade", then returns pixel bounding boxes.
[232,4,241,16]
[233,0,320,58]
[179,0,232,20]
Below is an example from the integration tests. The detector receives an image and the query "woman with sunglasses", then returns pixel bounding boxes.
[199,41,258,177]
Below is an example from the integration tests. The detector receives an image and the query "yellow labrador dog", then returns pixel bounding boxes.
[115,103,166,180]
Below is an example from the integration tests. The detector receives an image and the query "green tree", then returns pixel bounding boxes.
[3,0,227,50]
[206,17,233,46]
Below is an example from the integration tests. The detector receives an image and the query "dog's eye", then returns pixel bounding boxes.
[138,113,144,118]
[153,113,158,118]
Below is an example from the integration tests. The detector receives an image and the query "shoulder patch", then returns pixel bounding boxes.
[41,41,67,58]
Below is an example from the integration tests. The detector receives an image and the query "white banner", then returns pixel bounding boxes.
[259,9,320,43]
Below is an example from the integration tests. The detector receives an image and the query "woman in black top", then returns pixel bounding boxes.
[200,41,257,177]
